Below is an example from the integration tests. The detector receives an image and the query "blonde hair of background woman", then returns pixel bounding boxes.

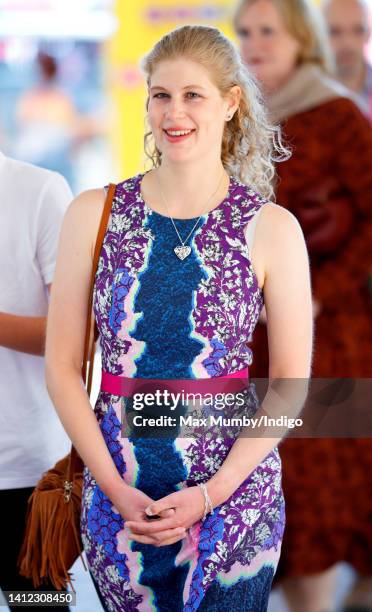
[233,0,335,74]
[141,24,290,201]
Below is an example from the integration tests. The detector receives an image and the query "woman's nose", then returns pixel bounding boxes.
[164,98,186,118]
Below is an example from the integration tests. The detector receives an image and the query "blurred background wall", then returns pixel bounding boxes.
[1,0,371,194]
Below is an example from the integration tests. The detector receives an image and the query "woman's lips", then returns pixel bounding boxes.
[163,129,195,143]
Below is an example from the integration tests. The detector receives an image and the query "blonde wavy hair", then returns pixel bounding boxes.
[233,0,335,74]
[140,25,290,201]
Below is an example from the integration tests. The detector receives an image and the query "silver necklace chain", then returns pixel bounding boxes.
[156,170,227,260]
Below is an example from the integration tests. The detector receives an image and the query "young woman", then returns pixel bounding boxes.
[234,1,372,611]
[45,25,312,611]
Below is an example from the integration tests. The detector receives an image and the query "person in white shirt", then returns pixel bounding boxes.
[0,151,72,609]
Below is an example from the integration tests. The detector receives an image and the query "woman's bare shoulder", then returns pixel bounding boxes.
[258,202,304,243]
[66,188,106,220]
[63,187,107,242]
[255,202,307,275]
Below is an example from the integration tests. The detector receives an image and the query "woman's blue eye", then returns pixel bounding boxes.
[153,93,169,99]
[186,92,200,99]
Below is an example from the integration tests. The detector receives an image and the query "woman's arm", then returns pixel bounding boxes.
[124,203,313,544]
[45,189,126,503]
[206,203,313,506]
[46,191,182,529]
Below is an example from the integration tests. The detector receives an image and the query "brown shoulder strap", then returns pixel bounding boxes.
[81,183,116,390]
[68,183,116,479]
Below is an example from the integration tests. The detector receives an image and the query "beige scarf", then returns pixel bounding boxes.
[265,63,357,123]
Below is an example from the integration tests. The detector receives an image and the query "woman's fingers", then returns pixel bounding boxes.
[154,533,187,547]
[145,493,178,517]
[158,508,176,518]
[126,517,179,534]
[127,526,186,546]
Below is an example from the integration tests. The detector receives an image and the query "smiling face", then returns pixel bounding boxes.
[147,58,239,166]
[236,0,301,92]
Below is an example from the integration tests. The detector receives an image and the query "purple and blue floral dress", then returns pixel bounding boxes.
[80,173,285,611]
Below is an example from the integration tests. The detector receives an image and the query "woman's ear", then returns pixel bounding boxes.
[227,85,242,115]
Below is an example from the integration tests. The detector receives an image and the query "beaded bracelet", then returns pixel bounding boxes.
[197,483,214,520]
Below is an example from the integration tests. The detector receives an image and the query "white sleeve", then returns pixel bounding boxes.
[244,205,266,260]
[35,172,73,286]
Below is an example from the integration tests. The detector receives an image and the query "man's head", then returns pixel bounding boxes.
[323,0,371,77]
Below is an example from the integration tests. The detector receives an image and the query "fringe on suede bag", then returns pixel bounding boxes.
[17,183,116,591]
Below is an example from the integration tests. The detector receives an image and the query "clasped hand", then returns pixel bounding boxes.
[124,485,206,547]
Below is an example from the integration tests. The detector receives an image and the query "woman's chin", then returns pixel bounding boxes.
[161,150,197,165]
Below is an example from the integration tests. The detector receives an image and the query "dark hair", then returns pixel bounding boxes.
[37,52,58,81]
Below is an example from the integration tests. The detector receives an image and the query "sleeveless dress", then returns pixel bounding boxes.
[80,173,285,612]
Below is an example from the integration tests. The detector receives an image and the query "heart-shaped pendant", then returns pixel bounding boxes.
[174,245,191,260]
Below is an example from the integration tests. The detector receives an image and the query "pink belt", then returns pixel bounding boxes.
[100,367,249,397]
